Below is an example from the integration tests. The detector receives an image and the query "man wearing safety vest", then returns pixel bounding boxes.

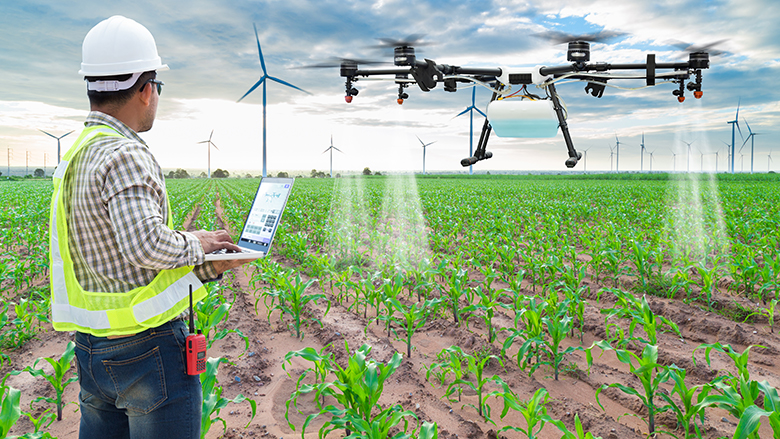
[49,16,253,438]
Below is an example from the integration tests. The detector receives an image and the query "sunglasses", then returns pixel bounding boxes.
[142,79,164,96]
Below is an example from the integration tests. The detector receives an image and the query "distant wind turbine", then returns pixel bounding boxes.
[453,87,486,175]
[238,23,310,178]
[640,133,647,172]
[769,151,774,173]
[582,147,591,173]
[197,130,219,178]
[609,144,615,172]
[40,130,74,164]
[322,135,342,178]
[416,135,436,175]
[726,99,743,174]
[649,150,655,172]
[671,150,677,172]
[682,140,695,172]
[740,118,761,174]
[614,133,621,172]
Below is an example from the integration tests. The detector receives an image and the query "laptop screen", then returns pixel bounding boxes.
[237,177,294,254]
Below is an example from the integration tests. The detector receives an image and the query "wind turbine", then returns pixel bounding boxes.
[322,135,342,178]
[614,133,621,172]
[726,99,743,174]
[238,23,310,178]
[582,147,591,173]
[609,144,615,172]
[197,130,219,178]
[769,151,775,173]
[682,140,695,172]
[671,150,677,172]
[741,118,761,174]
[416,135,436,175]
[649,150,655,172]
[640,133,647,172]
[40,130,74,164]
[453,86,486,175]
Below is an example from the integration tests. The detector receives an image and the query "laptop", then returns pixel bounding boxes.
[204,177,295,261]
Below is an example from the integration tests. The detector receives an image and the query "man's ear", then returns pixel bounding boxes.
[137,82,152,106]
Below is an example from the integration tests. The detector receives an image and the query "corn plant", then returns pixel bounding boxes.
[2,298,48,349]
[462,284,511,344]
[200,357,257,439]
[7,341,77,421]
[549,413,604,439]
[496,387,556,439]
[503,296,547,368]
[443,346,505,423]
[381,298,441,358]
[425,347,467,401]
[695,255,723,311]
[1,379,22,439]
[266,272,330,339]
[595,341,673,436]
[657,365,712,439]
[443,267,469,325]
[733,380,780,439]
[744,299,778,333]
[195,283,249,351]
[601,288,680,347]
[286,343,416,439]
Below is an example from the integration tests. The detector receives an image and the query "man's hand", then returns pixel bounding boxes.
[191,230,241,254]
[211,258,252,274]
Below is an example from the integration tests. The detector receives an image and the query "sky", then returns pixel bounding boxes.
[1,0,779,176]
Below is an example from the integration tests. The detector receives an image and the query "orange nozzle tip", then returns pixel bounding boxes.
[397,99,404,105]
[345,96,353,103]
[678,96,686,103]
[694,91,703,99]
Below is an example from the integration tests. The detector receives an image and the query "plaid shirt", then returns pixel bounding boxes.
[64,111,217,293]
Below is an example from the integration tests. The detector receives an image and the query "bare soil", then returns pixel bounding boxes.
[4,199,779,439]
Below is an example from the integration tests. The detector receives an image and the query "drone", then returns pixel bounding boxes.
[316,33,712,169]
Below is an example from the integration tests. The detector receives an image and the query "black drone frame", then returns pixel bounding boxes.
[339,41,710,168]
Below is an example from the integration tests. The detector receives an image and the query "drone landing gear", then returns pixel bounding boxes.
[547,83,582,168]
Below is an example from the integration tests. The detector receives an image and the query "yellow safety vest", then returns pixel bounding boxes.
[49,125,207,337]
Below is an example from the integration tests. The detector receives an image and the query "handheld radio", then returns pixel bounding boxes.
[185,284,207,375]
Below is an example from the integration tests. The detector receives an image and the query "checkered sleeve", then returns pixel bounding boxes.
[102,142,205,270]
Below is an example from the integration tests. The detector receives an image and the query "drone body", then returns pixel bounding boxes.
[336,39,711,168]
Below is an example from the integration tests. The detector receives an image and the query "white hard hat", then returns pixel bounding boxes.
[79,15,169,79]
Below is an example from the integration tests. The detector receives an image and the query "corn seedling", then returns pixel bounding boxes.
[657,365,712,439]
[7,341,77,421]
[267,272,330,339]
[549,413,604,439]
[200,357,257,439]
[496,387,555,439]
[732,380,780,439]
[444,267,469,325]
[462,285,511,344]
[283,345,335,405]
[443,346,505,423]
[382,298,441,358]
[595,342,673,436]
[195,283,249,351]
[601,288,680,347]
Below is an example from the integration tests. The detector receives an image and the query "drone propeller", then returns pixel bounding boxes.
[371,34,431,49]
[666,39,729,57]
[294,57,387,69]
[532,30,627,45]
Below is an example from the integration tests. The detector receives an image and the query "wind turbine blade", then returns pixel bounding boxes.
[197,140,209,144]
[237,77,267,102]
[416,135,425,146]
[211,142,219,151]
[453,107,470,119]
[333,146,343,153]
[322,147,331,154]
[39,129,57,139]
[743,118,753,135]
[475,107,487,118]
[61,130,75,139]
[424,141,437,147]
[209,130,214,142]
[268,76,311,95]
[253,23,267,74]
[739,136,750,153]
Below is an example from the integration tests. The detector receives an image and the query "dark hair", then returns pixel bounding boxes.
[86,71,156,108]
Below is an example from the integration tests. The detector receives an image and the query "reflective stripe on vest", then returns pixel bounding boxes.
[49,125,207,337]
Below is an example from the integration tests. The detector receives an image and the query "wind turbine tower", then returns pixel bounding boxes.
[671,150,677,172]
[197,130,219,178]
[453,87,486,175]
[640,133,647,172]
[238,24,310,178]
[416,135,436,175]
[649,150,655,172]
[322,135,343,178]
[40,130,74,164]
[769,151,775,173]
[682,140,695,173]
[726,100,743,174]
[614,133,621,172]
[582,147,591,173]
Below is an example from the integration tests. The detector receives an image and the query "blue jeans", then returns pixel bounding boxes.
[74,320,201,439]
